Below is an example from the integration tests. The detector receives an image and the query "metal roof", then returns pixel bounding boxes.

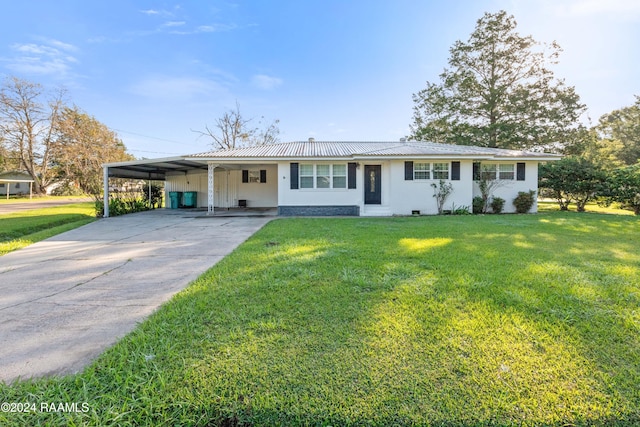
[104,157,208,180]
[104,141,560,180]
[189,141,559,159]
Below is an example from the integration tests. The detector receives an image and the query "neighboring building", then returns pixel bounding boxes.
[0,171,34,198]
[103,140,560,217]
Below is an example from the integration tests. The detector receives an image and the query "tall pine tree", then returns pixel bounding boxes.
[410,11,586,151]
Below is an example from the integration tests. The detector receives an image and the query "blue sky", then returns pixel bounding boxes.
[1,1,639,158]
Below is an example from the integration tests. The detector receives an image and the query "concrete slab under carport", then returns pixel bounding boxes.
[0,209,272,384]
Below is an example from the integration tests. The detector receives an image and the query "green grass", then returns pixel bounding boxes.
[0,203,95,255]
[1,212,639,426]
[538,200,636,215]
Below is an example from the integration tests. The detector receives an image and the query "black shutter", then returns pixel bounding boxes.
[451,161,460,181]
[473,162,481,180]
[290,163,299,189]
[347,162,357,189]
[404,161,414,180]
[260,169,267,183]
[242,170,249,183]
[516,162,526,181]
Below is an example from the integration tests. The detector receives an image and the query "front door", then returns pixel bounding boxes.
[364,165,381,205]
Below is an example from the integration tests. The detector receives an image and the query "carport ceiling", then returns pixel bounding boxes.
[106,159,208,180]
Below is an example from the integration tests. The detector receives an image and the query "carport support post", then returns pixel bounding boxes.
[103,166,110,218]
[207,162,216,215]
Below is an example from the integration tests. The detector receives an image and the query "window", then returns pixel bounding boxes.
[333,164,347,188]
[15,183,21,189]
[300,164,314,188]
[316,164,330,188]
[481,164,497,180]
[433,163,449,180]
[499,164,515,180]
[414,163,430,180]
[299,164,347,189]
[478,163,516,180]
[412,162,449,180]
[248,170,260,183]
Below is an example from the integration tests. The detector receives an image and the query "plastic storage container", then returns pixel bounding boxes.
[182,191,197,208]
[168,192,182,209]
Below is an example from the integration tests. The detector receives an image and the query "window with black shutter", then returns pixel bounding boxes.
[290,163,299,189]
[348,162,357,189]
[242,170,249,183]
[260,169,267,183]
[451,161,460,181]
[404,161,414,180]
[473,162,481,180]
[517,163,526,181]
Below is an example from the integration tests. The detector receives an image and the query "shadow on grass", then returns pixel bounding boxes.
[1,214,639,426]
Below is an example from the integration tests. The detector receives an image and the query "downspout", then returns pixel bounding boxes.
[103,166,110,218]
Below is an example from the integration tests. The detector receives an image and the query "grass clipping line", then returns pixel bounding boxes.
[1,213,639,426]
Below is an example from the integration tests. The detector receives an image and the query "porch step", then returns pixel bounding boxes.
[362,206,392,217]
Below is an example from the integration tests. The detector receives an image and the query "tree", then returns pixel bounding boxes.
[595,96,640,166]
[52,106,132,198]
[539,157,606,212]
[601,164,640,215]
[0,76,65,194]
[410,11,586,151]
[195,102,280,150]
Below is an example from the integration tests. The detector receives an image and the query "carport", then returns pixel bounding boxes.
[103,157,209,217]
[103,156,279,217]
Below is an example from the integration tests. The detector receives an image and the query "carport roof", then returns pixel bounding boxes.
[104,157,208,180]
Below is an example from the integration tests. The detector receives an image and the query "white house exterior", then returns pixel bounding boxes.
[103,140,560,217]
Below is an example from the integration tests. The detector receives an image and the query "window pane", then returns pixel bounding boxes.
[499,164,514,180]
[333,176,346,188]
[414,163,430,180]
[300,177,314,188]
[300,164,313,175]
[481,164,497,180]
[248,170,260,183]
[316,164,330,175]
[332,164,346,176]
[317,176,330,188]
[433,163,449,180]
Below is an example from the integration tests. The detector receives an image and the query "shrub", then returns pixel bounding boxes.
[513,190,536,213]
[431,180,453,215]
[490,197,505,214]
[472,196,484,214]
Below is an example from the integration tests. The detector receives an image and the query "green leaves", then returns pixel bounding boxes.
[410,11,586,150]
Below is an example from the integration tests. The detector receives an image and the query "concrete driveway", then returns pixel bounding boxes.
[0,209,272,384]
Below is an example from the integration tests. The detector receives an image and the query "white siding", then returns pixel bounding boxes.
[277,161,362,207]
[472,161,539,213]
[237,165,278,207]
[387,160,474,215]
[165,165,278,208]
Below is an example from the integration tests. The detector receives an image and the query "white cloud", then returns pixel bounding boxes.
[5,39,79,77]
[140,9,160,15]
[129,75,225,100]
[163,21,186,27]
[251,74,283,90]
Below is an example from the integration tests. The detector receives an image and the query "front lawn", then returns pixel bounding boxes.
[1,213,639,426]
[0,203,95,255]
